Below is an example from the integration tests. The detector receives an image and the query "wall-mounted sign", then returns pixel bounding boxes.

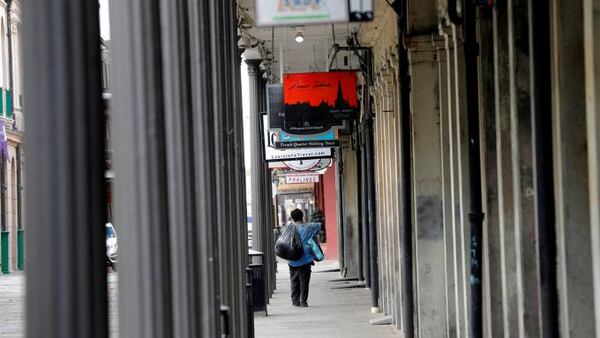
[285,173,320,184]
[283,71,358,134]
[263,115,332,161]
[255,0,349,27]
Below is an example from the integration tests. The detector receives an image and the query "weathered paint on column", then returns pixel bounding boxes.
[493,3,520,335]
[551,0,597,336]
[323,164,339,259]
[507,0,542,335]
[584,0,600,334]
[448,24,471,338]
[407,35,448,337]
[438,26,459,337]
[477,7,505,337]
[24,0,108,336]
[341,135,361,277]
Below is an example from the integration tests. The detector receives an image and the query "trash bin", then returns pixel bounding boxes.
[248,249,267,315]
[246,267,255,338]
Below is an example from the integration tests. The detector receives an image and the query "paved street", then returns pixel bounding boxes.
[255,261,398,338]
[0,273,24,337]
[0,271,119,338]
[0,265,396,338]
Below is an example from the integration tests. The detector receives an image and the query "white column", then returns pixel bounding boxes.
[407,35,448,337]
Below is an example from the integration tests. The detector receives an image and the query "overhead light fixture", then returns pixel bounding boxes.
[295,31,304,43]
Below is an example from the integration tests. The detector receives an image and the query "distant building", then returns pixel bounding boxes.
[0,0,24,273]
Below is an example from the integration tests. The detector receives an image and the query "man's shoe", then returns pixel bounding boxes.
[299,303,308,307]
[292,303,301,307]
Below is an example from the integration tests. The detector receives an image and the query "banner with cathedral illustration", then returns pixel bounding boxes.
[283,71,357,134]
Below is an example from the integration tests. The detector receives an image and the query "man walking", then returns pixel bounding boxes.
[287,209,321,307]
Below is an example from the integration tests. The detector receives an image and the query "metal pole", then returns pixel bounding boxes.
[337,149,346,273]
[463,1,485,337]
[23,0,108,336]
[247,59,264,254]
[361,120,370,287]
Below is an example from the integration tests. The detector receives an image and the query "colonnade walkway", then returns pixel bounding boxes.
[255,261,397,338]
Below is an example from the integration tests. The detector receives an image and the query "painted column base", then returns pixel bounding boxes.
[1,231,8,274]
[17,229,23,270]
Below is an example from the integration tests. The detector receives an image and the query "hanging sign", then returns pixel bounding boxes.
[282,158,332,171]
[285,173,320,184]
[309,158,332,171]
[263,115,332,161]
[283,158,321,171]
[275,140,339,148]
[267,84,285,130]
[275,128,339,148]
[280,128,336,141]
[283,71,358,134]
[255,0,349,26]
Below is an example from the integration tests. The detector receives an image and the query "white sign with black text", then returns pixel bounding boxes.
[255,0,349,26]
[285,173,320,184]
[263,115,332,161]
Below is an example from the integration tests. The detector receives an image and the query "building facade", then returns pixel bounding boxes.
[0,0,23,273]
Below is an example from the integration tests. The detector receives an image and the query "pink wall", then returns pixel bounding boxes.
[320,164,338,260]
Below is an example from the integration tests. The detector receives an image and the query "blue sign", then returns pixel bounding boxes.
[278,128,336,142]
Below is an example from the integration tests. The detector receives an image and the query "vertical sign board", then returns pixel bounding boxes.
[283,71,358,134]
[255,0,349,26]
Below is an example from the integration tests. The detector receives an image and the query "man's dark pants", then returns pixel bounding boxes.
[289,263,312,306]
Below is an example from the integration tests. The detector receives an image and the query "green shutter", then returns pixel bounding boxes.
[17,230,23,270]
[1,231,8,274]
[6,89,13,118]
[0,88,4,116]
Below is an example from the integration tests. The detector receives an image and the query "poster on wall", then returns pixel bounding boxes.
[283,71,358,134]
[255,0,349,27]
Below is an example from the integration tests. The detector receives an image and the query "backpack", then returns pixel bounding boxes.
[275,223,303,261]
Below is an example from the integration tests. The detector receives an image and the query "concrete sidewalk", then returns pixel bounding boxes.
[0,272,119,338]
[255,261,398,338]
